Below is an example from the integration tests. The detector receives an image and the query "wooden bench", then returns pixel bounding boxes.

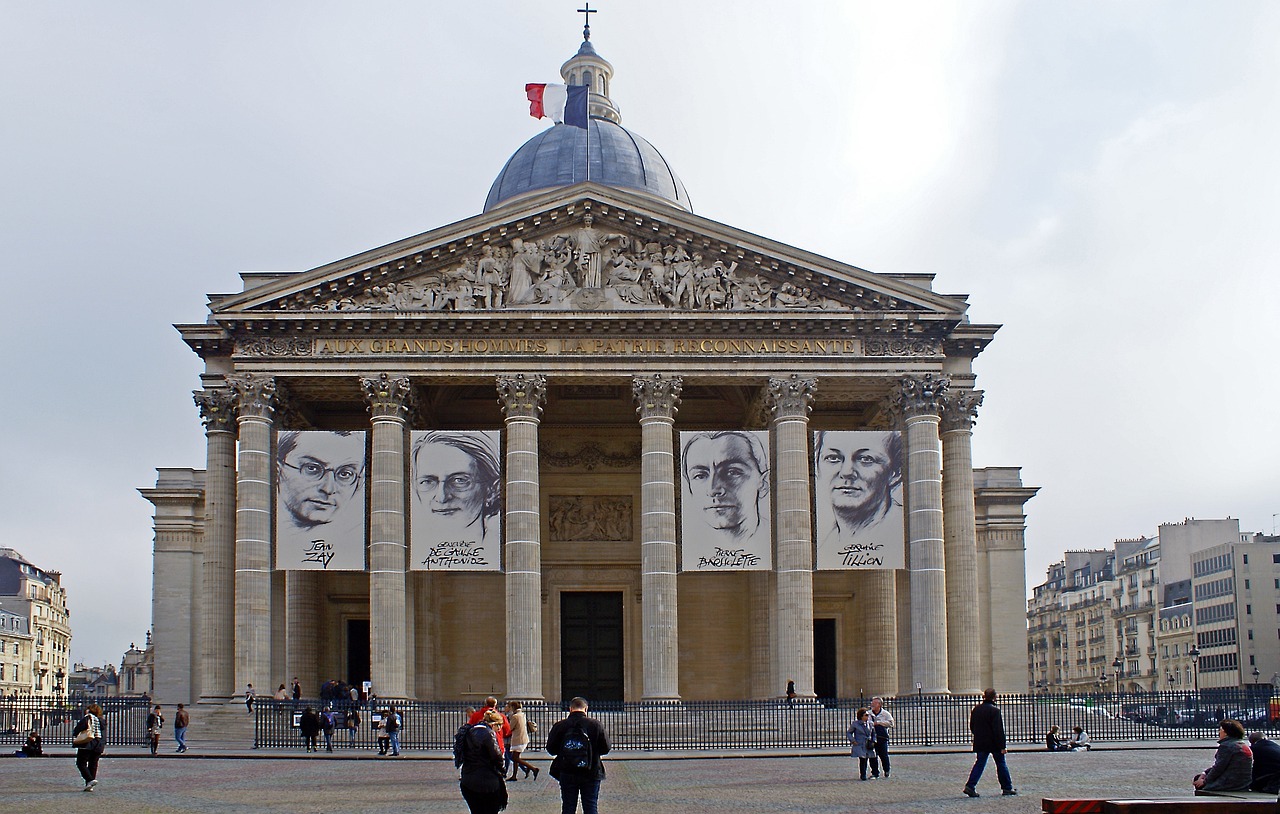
[1044,798,1276,814]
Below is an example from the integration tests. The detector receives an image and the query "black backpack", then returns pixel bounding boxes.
[453,724,473,768]
[560,721,593,773]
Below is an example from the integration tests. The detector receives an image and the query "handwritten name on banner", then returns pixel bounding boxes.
[696,547,764,570]
[420,541,492,570]
[312,337,864,357]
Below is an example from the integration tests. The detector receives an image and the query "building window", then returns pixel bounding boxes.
[1243,554,1249,564]
[1246,579,1251,589]
[1250,629,1255,640]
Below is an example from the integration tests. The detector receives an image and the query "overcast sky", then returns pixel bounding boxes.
[2,2,1276,670]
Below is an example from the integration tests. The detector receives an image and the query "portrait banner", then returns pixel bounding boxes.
[274,430,368,570]
[409,430,503,570]
[678,430,772,571]
[813,430,905,570]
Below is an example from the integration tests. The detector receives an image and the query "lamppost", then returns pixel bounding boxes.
[1113,656,1123,696]
[1189,645,1202,729]
[55,668,65,700]
[1253,667,1261,710]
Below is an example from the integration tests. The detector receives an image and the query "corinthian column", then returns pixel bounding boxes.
[633,374,682,701]
[228,373,276,697]
[195,387,237,704]
[941,390,983,695]
[498,374,547,701]
[769,374,817,699]
[892,373,950,694]
[362,373,413,699]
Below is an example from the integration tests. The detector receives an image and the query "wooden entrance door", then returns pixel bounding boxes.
[560,591,625,702]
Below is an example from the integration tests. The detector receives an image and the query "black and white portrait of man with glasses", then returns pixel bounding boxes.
[275,430,367,570]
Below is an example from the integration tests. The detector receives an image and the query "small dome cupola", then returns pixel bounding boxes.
[560,38,621,125]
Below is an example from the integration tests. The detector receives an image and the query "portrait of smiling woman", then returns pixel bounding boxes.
[275,430,367,570]
[410,430,503,570]
[813,430,904,570]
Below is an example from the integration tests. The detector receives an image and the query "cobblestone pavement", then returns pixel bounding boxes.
[0,747,1221,814]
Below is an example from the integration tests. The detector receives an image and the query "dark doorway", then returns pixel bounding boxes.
[346,618,370,690]
[560,592,624,702]
[814,618,837,699]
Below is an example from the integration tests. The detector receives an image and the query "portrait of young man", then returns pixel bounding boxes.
[813,430,905,570]
[275,430,367,570]
[678,430,772,571]
[409,430,502,570]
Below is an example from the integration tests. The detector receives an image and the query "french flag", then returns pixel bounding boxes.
[525,83,589,128]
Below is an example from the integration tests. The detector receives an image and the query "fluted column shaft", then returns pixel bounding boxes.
[633,375,682,700]
[499,374,547,701]
[362,374,413,699]
[769,375,817,698]
[860,570,898,694]
[229,374,277,696]
[941,390,983,695]
[893,374,950,694]
[285,571,320,693]
[195,388,237,703]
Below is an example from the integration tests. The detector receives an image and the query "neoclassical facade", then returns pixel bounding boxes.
[144,36,1035,706]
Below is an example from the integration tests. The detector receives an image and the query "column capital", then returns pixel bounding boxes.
[632,374,682,420]
[940,389,984,433]
[497,374,547,420]
[194,388,238,433]
[890,373,949,420]
[361,373,413,420]
[226,373,277,420]
[767,374,817,420]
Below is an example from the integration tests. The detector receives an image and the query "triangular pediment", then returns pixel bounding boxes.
[210,184,968,321]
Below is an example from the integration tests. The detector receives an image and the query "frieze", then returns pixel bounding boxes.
[234,337,313,357]
[541,439,642,472]
[864,337,941,357]
[278,228,913,314]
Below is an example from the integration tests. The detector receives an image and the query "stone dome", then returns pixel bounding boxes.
[483,35,692,213]
[483,119,692,212]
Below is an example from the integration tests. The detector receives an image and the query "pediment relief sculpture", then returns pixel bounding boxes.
[275,226,917,315]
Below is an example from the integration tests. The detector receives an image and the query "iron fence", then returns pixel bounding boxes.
[251,689,1277,750]
[0,694,151,748]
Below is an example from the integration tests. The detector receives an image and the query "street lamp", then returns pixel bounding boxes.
[1189,645,1202,729]
[55,668,65,698]
[1113,656,1123,696]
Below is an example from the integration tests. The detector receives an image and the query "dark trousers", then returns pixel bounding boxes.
[966,750,1013,791]
[559,772,602,814]
[857,756,871,779]
[872,739,890,775]
[76,748,100,783]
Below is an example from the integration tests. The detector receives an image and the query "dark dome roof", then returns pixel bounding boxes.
[484,119,692,212]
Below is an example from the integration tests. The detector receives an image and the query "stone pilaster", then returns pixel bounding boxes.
[195,388,237,703]
[632,374,682,701]
[891,373,950,694]
[498,373,547,700]
[361,373,413,698]
[941,389,983,695]
[768,374,817,699]
[285,571,319,694]
[228,373,277,697]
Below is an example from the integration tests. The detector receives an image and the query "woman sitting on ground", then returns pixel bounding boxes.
[1194,719,1253,793]
[1068,726,1091,751]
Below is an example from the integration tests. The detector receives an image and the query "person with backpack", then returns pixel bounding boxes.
[384,705,402,756]
[321,704,337,752]
[546,696,610,814]
[344,706,360,748]
[454,715,508,814]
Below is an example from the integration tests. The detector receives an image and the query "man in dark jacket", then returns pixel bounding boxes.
[964,688,1017,798]
[1249,732,1280,793]
[547,696,611,814]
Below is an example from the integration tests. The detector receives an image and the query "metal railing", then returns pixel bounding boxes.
[0,694,151,748]
[249,689,1278,751]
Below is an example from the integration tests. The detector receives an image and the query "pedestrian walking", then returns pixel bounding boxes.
[455,714,508,814]
[321,704,337,752]
[868,696,894,778]
[845,707,876,780]
[292,677,302,702]
[299,706,321,753]
[964,688,1017,798]
[174,703,189,752]
[785,679,796,707]
[344,706,360,748]
[146,705,163,755]
[73,703,105,792]
[505,700,539,780]
[547,696,610,814]
[245,683,255,713]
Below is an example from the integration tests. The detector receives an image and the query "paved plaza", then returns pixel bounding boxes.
[0,745,1226,814]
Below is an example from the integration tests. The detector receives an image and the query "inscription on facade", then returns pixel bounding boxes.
[304,337,869,357]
